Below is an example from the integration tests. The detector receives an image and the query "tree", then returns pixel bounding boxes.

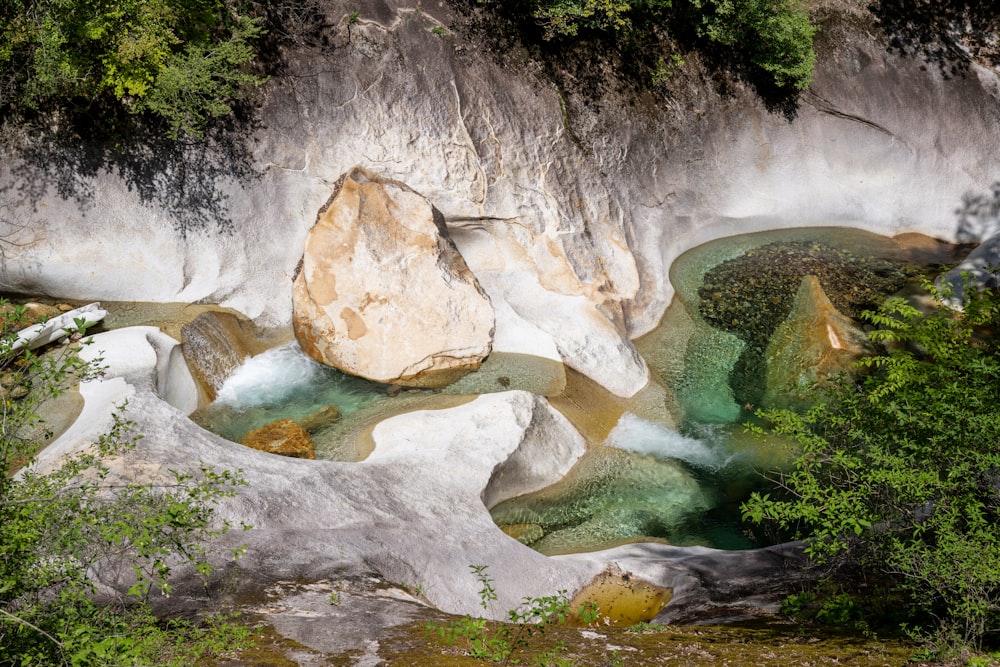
[741,279,1000,651]
[523,0,817,90]
[0,303,250,666]
[0,0,264,138]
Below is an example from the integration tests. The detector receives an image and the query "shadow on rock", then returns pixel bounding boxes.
[872,0,1000,78]
[956,181,1000,244]
[0,111,261,239]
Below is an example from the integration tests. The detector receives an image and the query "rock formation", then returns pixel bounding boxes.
[181,310,269,403]
[34,338,804,624]
[2,2,994,395]
[293,167,495,387]
[3,0,998,644]
[762,275,874,410]
[241,419,316,459]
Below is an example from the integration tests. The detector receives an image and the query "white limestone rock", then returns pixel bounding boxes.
[78,326,199,415]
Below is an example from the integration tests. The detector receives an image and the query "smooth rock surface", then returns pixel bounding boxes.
[36,340,803,623]
[78,327,198,415]
[293,167,494,387]
[1,3,995,398]
[4,0,996,640]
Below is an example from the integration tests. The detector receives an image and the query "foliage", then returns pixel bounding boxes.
[683,0,816,89]
[742,279,1000,651]
[532,0,636,38]
[0,301,250,665]
[0,0,265,137]
[426,564,599,665]
[522,0,816,90]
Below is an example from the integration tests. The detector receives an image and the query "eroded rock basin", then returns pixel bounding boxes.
[164,227,965,559]
[27,226,971,640]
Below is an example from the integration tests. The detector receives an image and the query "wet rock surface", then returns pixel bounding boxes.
[241,419,317,459]
[181,310,270,404]
[697,241,913,405]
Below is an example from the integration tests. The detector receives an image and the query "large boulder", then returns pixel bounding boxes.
[762,275,874,409]
[293,167,495,387]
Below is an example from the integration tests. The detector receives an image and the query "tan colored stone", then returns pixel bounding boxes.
[241,419,316,459]
[297,404,341,433]
[293,167,494,387]
[762,275,874,409]
[0,371,23,388]
[500,523,544,545]
[569,570,673,626]
[0,302,60,332]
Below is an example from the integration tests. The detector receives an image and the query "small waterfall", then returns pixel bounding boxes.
[181,311,262,401]
[190,341,388,448]
[214,342,325,407]
[604,413,736,471]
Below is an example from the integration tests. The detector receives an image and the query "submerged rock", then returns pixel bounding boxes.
[762,275,874,410]
[698,240,910,406]
[490,447,713,555]
[293,167,495,388]
[297,404,342,433]
[241,419,316,459]
[499,523,545,545]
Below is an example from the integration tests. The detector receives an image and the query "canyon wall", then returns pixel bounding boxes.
[0,1,996,395]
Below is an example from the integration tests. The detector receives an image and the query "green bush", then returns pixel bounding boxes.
[0,0,265,137]
[0,303,250,665]
[742,279,1000,651]
[524,0,816,90]
[685,0,815,89]
[426,564,599,665]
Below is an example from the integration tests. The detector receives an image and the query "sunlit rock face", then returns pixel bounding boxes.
[241,419,316,459]
[1,2,997,398]
[762,275,874,410]
[292,167,495,387]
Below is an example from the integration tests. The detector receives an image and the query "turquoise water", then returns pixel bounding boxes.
[490,227,958,553]
[189,342,391,453]
[490,414,766,554]
[191,227,959,552]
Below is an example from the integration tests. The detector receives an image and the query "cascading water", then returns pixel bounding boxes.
[190,341,390,458]
[188,226,965,553]
[490,413,765,554]
[491,226,965,553]
[605,413,737,470]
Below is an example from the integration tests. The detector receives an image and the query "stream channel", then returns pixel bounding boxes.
[187,227,967,556]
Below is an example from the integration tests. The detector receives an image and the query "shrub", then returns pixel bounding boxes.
[523,0,816,90]
[685,0,816,89]
[426,564,599,665]
[742,279,1000,650]
[0,302,250,665]
[0,0,265,138]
